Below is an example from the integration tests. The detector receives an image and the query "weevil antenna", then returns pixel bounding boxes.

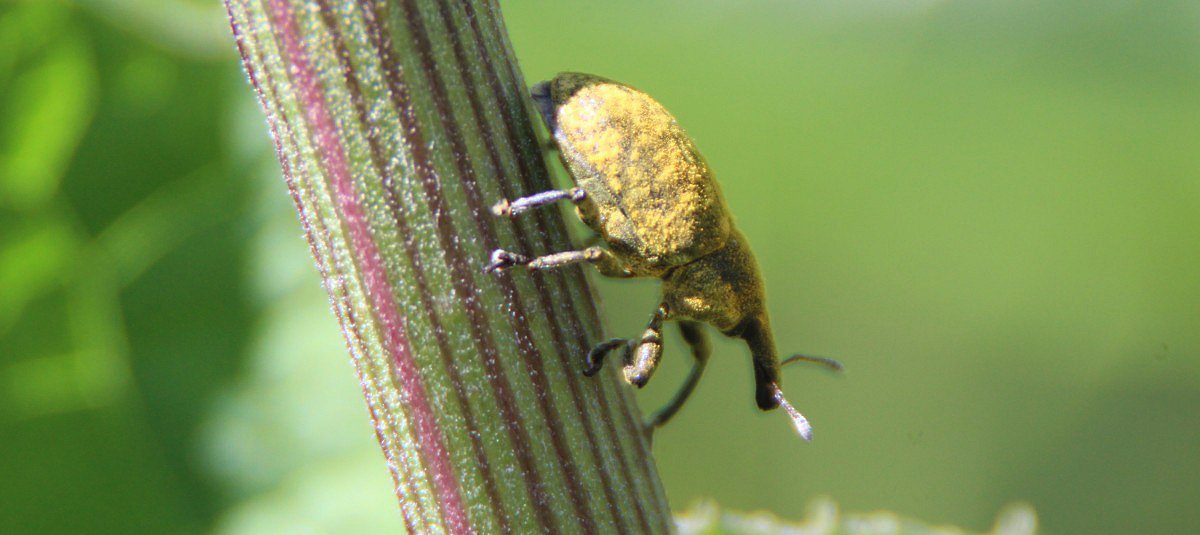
[781,353,844,372]
[769,382,813,442]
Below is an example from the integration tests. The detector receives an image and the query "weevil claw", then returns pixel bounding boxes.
[584,338,628,376]
[491,199,512,216]
[483,249,529,273]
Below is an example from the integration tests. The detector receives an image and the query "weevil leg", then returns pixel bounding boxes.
[484,246,633,277]
[622,304,668,388]
[646,320,711,430]
[491,187,585,217]
[781,353,844,372]
[584,338,634,376]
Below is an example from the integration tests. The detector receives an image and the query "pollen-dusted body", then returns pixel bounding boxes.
[551,74,730,274]
[486,73,837,438]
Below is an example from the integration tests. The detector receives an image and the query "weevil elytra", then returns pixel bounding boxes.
[486,72,840,440]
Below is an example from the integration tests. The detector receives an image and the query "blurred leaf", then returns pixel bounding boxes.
[0,216,76,331]
[74,0,232,59]
[0,1,253,532]
[0,6,96,211]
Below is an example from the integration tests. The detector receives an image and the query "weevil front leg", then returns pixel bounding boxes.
[484,246,633,277]
[585,304,669,387]
[583,337,633,376]
[624,305,668,388]
[491,187,585,217]
[645,320,711,430]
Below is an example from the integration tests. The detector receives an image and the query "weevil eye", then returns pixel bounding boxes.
[530,81,556,130]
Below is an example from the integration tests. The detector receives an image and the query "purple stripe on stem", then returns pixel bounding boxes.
[266,0,470,532]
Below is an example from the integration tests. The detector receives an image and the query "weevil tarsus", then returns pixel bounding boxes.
[645,320,711,430]
[623,304,667,387]
[492,187,585,217]
[483,249,530,273]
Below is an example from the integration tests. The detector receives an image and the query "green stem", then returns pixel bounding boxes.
[224,0,671,533]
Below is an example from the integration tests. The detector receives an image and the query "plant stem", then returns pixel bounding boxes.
[225,0,671,532]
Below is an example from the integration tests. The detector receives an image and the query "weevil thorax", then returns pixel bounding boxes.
[540,73,732,271]
[661,230,766,334]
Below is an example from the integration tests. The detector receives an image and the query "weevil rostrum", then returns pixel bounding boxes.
[485,72,841,440]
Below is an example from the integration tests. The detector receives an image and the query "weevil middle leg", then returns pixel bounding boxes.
[484,246,633,277]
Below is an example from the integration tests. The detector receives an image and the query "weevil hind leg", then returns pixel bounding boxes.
[484,246,633,277]
[491,187,585,217]
[645,320,711,430]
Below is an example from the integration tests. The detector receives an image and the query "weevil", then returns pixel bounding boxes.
[486,73,840,440]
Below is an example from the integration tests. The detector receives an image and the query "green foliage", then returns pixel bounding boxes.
[0,1,250,531]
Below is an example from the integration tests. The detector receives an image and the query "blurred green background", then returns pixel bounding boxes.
[2,0,1197,533]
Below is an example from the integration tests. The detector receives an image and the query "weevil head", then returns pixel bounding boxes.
[530,73,614,133]
[530,80,556,131]
[546,72,615,103]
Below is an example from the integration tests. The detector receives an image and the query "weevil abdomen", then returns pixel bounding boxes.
[537,73,731,270]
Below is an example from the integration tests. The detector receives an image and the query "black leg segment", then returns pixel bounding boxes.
[646,320,712,430]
